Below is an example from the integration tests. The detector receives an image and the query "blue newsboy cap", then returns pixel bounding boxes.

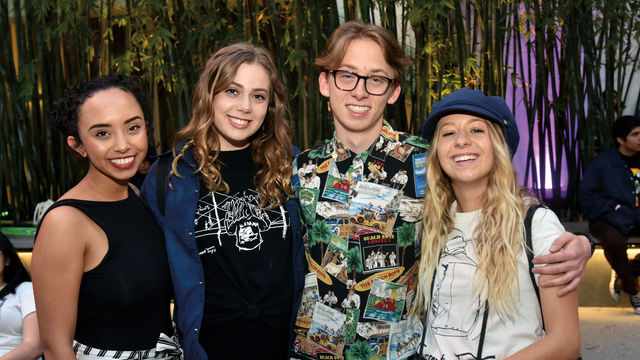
[420,87,519,156]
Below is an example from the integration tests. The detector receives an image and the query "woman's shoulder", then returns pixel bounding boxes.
[529,206,564,256]
[35,202,96,253]
[530,206,562,225]
[15,281,34,295]
[39,202,91,228]
[13,282,36,314]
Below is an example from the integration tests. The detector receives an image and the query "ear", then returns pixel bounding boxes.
[386,84,402,105]
[67,136,87,158]
[318,71,331,98]
[616,137,625,146]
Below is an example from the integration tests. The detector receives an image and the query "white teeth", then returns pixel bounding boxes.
[454,155,477,162]
[111,156,134,165]
[229,116,249,126]
[347,105,369,113]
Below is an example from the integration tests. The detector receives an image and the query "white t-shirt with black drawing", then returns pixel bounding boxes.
[420,204,563,359]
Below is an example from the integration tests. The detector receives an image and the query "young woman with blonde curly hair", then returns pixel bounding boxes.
[415,88,580,359]
[141,43,305,360]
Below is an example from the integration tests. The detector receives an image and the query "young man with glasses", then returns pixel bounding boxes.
[290,20,592,359]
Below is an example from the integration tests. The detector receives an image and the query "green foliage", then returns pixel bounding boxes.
[1,0,639,221]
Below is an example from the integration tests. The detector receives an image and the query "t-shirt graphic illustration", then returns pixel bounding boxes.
[195,189,288,255]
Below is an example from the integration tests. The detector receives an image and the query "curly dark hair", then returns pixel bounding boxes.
[0,231,31,298]
[51,74,151,160]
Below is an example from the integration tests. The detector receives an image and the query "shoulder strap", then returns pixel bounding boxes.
[525,204,545,329]
[476,301,490,359]
[156,155,171,216]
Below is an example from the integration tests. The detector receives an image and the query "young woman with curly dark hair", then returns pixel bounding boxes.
[32,74,179,360]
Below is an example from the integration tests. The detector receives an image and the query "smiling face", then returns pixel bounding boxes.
[435,114,495,195]
[70,88,147,186]
[319,38,401,152]
[212,62,271,151]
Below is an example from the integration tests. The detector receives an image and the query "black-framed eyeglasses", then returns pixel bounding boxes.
[328,70,395,96]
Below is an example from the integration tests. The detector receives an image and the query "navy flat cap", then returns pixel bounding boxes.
[420,87,519,156]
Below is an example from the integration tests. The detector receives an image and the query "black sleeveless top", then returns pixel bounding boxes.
[44,188,173,350]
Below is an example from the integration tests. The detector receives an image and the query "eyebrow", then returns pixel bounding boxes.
[439,117,487,129]
[468,117,487,124]
[229,81,269,93]
[87,116,143,131]
[340,64,391,77]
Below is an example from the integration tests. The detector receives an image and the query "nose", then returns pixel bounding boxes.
[454,132,471,147]
[351,78,368,99]
[114,133,131,153]
[237,94,251,113]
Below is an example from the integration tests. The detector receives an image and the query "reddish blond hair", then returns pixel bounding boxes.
[171,43,294,208]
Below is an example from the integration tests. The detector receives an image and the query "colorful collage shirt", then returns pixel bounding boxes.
[291,121,429,360]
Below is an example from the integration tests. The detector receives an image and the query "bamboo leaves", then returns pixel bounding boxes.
[2,0,640,221]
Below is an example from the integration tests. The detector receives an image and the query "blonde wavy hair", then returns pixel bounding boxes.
[170,43,294,208]
[415,119,538,320]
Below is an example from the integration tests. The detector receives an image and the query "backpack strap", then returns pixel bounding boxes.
[156,154,171,216]
[525,204,545,329]
[476,301,490,359]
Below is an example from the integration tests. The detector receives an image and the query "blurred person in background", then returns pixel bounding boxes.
[0,231,41,360]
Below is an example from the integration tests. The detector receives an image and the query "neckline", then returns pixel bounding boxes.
[58,187,135,204]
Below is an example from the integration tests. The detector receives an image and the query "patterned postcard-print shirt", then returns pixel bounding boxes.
[292,121,429,360]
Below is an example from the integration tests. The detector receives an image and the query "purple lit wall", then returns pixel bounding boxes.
[504,12,572,198]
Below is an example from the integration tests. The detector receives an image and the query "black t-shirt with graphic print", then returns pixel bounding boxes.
[194,146,293,357]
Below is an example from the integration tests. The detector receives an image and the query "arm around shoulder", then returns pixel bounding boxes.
[531,210,591,296]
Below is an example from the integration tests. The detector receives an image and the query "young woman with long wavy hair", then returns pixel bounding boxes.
[415,88,580,359]
[141,43,304,360]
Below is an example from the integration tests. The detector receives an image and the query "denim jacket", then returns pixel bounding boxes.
[141,144,305,360]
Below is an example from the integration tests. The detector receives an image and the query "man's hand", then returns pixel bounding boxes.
[531,232,591,296]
